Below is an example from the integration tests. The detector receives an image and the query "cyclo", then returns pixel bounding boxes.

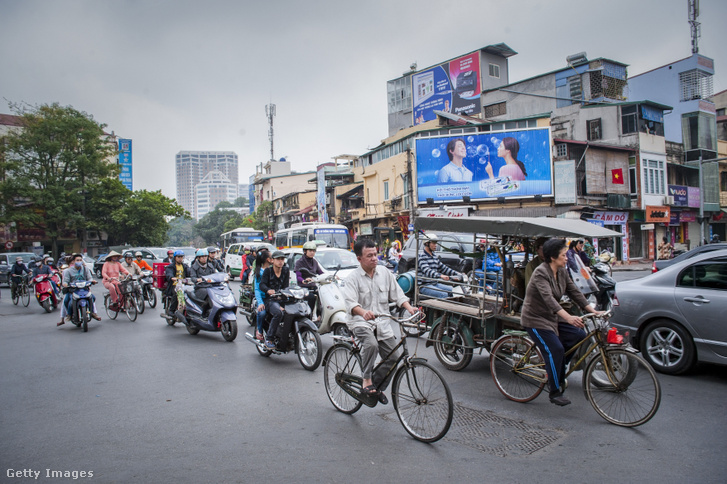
[404,215,660,427]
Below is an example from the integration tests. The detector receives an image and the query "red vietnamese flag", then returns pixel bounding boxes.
[611,168,624,184]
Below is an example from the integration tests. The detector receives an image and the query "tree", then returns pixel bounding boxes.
[166,217,196,246]
[233,196,248,207]
[193,207,239,244]
[84,177,133,245]
[253,200,275,235]
[0,103,117,258]
[112,190,187,246]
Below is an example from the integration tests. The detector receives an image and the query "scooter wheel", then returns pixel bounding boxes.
[186,323,200,335]
[221,320,237,342]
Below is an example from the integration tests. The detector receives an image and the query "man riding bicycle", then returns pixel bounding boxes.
[342,239,416,405]
[9,256,31,299]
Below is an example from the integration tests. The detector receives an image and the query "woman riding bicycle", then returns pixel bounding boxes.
[521,238,600,406]
[102,250,129,308]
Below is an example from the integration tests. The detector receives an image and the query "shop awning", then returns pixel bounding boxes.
[415,216,623,238]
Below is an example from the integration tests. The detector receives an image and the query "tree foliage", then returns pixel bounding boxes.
[113,190,186,246]
[193,207,239,244]
[166,217,196,246]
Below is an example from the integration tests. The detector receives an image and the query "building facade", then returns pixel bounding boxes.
[175,151,238,219]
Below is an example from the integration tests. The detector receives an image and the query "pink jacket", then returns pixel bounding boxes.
[102,261,129,282]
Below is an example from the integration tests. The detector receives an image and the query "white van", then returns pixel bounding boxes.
[224,242,275,280]
[274,223,350,250]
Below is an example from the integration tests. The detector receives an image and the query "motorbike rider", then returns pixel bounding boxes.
[190,248,218,309]
[294,241,324,316]
[121,252,142,277]
[342,238,417,404]
[164,250,190,316]
[102,250,129,308]
[259,250,290,350]
[35,256,60,295]
[133,251,153,271]
[253,249,272,341]
[59,253,100,326]
[163,249,175,263]
[207,246,225,272]
[9,256,31,299]
[418,233,465,299]
[240,245,252,282]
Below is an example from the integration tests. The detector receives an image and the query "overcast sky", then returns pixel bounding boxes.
[2,0,725,199]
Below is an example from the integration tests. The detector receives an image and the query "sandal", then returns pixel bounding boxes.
[362,385,378,396]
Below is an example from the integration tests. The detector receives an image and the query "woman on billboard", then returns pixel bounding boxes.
[437,138,473,183]
[485,137,527,181]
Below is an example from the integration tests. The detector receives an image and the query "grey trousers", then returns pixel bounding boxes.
[352,327,401,391]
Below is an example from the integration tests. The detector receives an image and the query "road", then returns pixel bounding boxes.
[1,278,725,483]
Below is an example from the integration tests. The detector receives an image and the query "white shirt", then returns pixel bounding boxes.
[438,162,473,183]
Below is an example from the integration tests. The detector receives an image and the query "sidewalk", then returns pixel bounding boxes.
[611,260,652,272]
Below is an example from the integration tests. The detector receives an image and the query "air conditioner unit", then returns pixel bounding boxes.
[664,196,675,205]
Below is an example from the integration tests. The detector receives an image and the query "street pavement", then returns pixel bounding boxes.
[1,279,725,484]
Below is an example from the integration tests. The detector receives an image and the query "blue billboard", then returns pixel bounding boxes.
[415,128,552,203]
[118,138,133,191]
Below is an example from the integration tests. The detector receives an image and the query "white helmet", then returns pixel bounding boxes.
[424,233,439,244]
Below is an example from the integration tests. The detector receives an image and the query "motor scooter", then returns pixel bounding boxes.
[67,280,97,332]
[139,269,157,309]
[33,273,60,313]
[244,286,322,371]
[297,267,349,337]
[589,261,616,311]
[166,272,238,342]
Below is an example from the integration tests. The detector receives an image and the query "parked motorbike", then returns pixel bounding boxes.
[589,261,616,311]
[140,269,158,309]
[33,273,60,313]
[164,272,238,342]
[67,280,97,332]
[244,286,322,371]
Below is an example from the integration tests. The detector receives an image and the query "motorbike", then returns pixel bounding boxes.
[244,286,322,371]
[296,267,349,337]
[238,283,256,326]
[33,273,60,313]
[589,261,616,311]
[163,272,238,342]
[67,280,97,332]
[139,269,158,309]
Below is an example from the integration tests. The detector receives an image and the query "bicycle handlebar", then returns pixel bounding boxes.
[373,310,425,329]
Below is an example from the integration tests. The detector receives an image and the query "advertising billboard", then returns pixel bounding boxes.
[317,166,328,223]
[412,51,481,126]
[118,139,132,191]
[415,128,552,203]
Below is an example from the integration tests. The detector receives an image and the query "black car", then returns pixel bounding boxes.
[93,254,108,278]
[652,243,727,273]
[398,232,477,275]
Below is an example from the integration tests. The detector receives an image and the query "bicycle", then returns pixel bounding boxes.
[489,310,661,427]
[11,274,31,307]
[103,276,138,322]
[323,311,454,443]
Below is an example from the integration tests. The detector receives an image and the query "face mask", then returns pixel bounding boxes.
[75,261,83,268]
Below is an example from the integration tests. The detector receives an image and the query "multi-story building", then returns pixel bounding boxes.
[175,151,238,219]
[194,170,238,220]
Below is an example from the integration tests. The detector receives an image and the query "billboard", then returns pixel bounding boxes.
[317,166,328,223]
[118,139,133,191]
[412,52,481,125]
[415,128,553,203]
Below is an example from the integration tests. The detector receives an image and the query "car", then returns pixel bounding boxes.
[93,254,108,278]
[611,248,727,375]
[398,232,477,275]
[283,247,360,284]
[82,255,95,275]
[224,242,275,280]
[0,252,36,285]
[652,243,727,272]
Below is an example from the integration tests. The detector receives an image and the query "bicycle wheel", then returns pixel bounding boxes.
[135,292,145,314]
[105,295,118,320]
[584,348,661,427]
[392,361,453,443]
[21,285,31,307]
[147,287,157,308]
[125,296,138,322]
[323,344,363,414]
[12,286,19,305]
[490,335,546,403]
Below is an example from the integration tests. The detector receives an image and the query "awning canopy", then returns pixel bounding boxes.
[415,216,623,238]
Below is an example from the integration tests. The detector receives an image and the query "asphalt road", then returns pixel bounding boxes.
[1,279,725,484]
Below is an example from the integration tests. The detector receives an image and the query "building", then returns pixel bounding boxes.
[194,170,238,220]
[175,151,238,218]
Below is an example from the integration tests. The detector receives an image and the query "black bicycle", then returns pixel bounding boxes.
[323,311,453,443]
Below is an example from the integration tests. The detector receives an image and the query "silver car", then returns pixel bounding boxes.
[611,249,727,375]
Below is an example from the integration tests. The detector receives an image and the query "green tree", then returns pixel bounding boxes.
[253,200,275,235]
[193,207,239,244]
[222,213,246,232]
[0,103,117,258]
[233,196,248,207]
[84,177,133,245]
[166,216,196,246]
[113,190,187,246]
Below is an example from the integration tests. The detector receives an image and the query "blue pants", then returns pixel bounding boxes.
[256,306,267,334]
[63,293,97,315]
[265,301,283,343]
[420,283,453,299]
[526,323,586,394]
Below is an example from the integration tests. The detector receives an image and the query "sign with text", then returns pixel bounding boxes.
[668,185,689,207]
[418,207,469,218]
[118,139,133,191]
[646,205,670,223]
[687,186,701,208]
[592,211,628,224]
[554,160,576,204]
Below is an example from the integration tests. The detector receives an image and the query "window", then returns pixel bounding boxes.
[678,261,727,290]
[621,105,637,134]
[682,112,716,152]
[488,63,500,78]
[484,102,506,118]
[629,166,637,197]
[587,119,602,141]
[679,69,714,102]
[383,180,389,201]
[292,230,307,247]
[642,159,665,195]
[555,144,568,158]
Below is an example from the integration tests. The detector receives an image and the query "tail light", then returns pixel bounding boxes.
[612,294,619,306]
[651,262,658,273]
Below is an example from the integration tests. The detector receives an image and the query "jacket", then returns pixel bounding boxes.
[164,261,190,296]
[190,259,217,279]
[260,265,290,297]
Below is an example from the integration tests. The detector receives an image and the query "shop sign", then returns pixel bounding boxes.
[680,211,696,223]
[687,187,701,208]
[592,211,628,224]
[646,205,670,223]
[667,185,689,207]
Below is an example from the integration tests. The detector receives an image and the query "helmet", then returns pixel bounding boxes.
[123,252,133,258]
[424,233,439,244]
[15,256,23,262]
[173,250,184,257]
[207,246,218,253]
[46,258,54,265]
[134,251,142,257]
[243,245,251,252]
[196,248,208,257]
[167,249,174,255]
[302,241,317,251]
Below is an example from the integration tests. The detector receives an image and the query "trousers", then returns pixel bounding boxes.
[526,323,586,394]
[352,327,401,391]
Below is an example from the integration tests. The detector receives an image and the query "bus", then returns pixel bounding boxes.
[220,227,265,251]
[274,223,350,250]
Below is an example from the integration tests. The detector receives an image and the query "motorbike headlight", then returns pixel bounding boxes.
[221,293,235,304]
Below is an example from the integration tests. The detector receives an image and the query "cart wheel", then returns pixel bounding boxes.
[433,320,473,371]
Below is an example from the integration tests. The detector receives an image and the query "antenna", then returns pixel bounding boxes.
[688,0,700,54]
[265,103,276,161]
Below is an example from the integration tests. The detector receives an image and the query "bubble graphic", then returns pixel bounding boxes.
[476,144,488,156]
[467,136,475,143]
[432,148,441,158]
[478,156,489,165]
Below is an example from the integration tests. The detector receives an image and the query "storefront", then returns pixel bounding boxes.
[644,205,671,259]
[591,211,630,261]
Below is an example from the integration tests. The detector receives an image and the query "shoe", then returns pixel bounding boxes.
[264,341,276,349]
[255,331,264,341]
[549,393,571,406]
[91,313,101,321]
[64,315,72,323]
[56,320,65,326]
[377,391,389,405]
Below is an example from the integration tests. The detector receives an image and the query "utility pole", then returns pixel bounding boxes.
[688,0,700,54]
[265,104,276,161]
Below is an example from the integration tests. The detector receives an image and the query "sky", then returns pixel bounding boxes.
[1,0,726,200]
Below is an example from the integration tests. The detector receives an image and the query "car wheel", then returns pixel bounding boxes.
[641,319,696,375]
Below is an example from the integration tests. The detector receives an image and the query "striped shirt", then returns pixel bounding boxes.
[417,249,458,283]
